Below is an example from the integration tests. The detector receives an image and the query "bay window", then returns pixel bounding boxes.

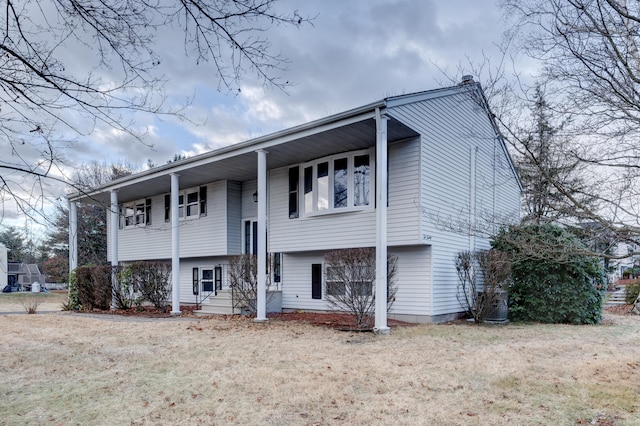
[296,150,373,216]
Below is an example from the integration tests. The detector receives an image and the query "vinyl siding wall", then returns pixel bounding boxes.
[268,140,421,253]
[280,246,431,315]
[108,180,242,262]
[179,257,229,304]
[388,92,520,317]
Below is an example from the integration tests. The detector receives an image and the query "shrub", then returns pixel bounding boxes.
[113,265,136,310]
[456,249,511,323]
[92,266,114,310]
[129,262,171,309]
[323,248,398,330]
[22,296,40,314]
[492,224,605,324]
[74,265,113,311]
[62,269,81,311]
[73,262,171,311]
[625,281,640,305]
[228,254,274,316]
[75,266,96,310]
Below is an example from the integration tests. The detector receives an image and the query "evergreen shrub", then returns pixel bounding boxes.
[492,224,605,324]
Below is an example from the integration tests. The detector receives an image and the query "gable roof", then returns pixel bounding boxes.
[69,80,520,204]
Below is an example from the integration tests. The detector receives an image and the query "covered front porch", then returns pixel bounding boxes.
[68,105,419,332]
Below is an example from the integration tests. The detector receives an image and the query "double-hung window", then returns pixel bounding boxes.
[297,150,373,216]
[165,186,208,222]
[120,198,151,228]
[325,265,373,298]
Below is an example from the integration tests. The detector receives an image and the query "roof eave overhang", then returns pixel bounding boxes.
[68,100,386,203]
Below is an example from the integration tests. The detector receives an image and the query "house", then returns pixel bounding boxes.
[0,243,7,289]
[6,262,47,291]
[68,77,521,329]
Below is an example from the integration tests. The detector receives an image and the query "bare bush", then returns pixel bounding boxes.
[229,255,273,316]
[324,248,398,330]
[134,263,171,310]
[456,249,511,323]
[22,297,40,314]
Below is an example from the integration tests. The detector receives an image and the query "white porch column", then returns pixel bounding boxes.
[374,108,390,334]
[110,190,119,268]
[170,173,181,314]
[68,200,78,274]
[255,149,268,322]
[110,190,119,309]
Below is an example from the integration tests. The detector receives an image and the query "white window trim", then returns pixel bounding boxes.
[299,149,374,218]
[171,186,206,222]
[324,264,374,299]
[200,267,215,292]
[120,198,150,229]
[241,217,258,255]
[178,188,200,220]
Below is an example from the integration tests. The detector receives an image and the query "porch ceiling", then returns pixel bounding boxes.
[80,116,418,205]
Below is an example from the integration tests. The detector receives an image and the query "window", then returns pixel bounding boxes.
[325,265,373,298]
[194,266,223,295]
[297,150,373,216]
[304,166,313,213]
[325,267,346,297]
[333,158,348,208]
[353,155,371,207]
[243,220,258,254]
[317,161,329,210]
[201,269,214,292]
[120,198,151,228]
[273,252,282,283]
[165,186,208,221]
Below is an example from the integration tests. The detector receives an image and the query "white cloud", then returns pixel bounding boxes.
[1,0,523,227]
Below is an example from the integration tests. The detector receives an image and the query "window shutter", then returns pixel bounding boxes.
[164,194,170,223]
[145,198,152,225]
[311,264,322,300]
[288,166,299,218]
[199,186,207,216]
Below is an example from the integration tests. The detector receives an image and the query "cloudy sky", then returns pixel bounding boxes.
[3,0,533,228]
[68,0,516,166]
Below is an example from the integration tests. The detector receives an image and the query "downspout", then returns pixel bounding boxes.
[170,174,181,315]
[255,149,268,322]
[469,147,477,252]
[374,107,390,335]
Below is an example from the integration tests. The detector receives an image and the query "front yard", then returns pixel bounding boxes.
[0,296,639,425]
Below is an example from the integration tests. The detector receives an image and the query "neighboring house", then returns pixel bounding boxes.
[6,262,46,291]
[68,77,521,327]
[0,243,7,289]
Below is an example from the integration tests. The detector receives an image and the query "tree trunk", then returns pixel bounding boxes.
[632,292,640,315]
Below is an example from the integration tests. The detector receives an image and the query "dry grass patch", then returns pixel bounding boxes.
[0,311,639,425]
[0,291,67,313]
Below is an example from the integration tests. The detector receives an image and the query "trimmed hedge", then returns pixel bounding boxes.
[74,262,171,311]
